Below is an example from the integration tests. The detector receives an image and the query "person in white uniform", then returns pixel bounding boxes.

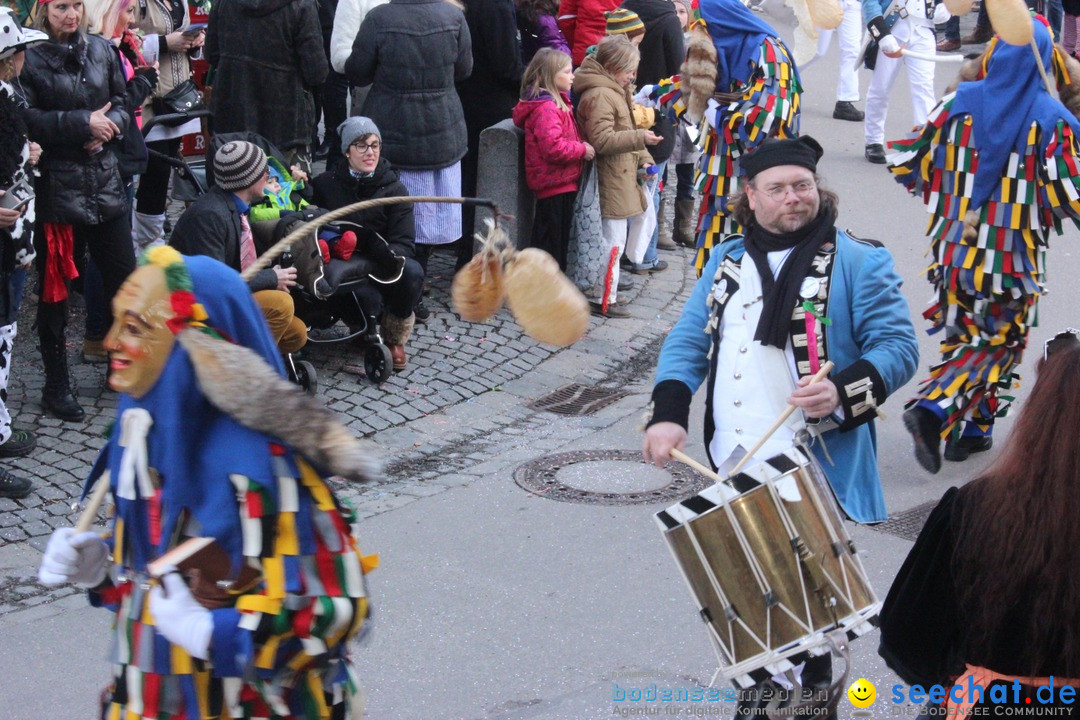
[817,0,867,122]
[861,0,950,163]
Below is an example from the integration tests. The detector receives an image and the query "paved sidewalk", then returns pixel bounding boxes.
[0,237,697,615]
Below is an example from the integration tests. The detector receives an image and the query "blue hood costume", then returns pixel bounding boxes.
[85,255,289,573]
[951,20,1080,208]
[699,0,795,87]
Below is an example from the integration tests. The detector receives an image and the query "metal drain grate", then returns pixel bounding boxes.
[528,383,629,416]
[514,449,712,506]
[871,499,938,541]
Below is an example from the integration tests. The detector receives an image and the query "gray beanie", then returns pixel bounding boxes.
[338,116,382,155]
[214,141,268,192]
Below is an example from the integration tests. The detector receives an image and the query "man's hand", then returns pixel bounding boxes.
[0,203,24,230]
[643,421,687,468]
[788,376,840,418]
[879,34,904,58]
[643,130,663,146]
[88,103,120,143]
[274,266,297,291]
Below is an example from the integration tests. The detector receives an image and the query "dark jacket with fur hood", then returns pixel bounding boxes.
[20,32,130,225]
[572,56,647,219]
[310,157,416,259]
[169,185,279,293]
[206,0,328,152]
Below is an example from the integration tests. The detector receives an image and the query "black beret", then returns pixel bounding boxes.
[740,135,824,179]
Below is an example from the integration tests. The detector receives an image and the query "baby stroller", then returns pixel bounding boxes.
[263,208,404,385]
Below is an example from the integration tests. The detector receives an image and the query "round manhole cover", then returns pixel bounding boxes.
[514,450,712,505]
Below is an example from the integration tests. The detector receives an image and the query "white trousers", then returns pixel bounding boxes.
[599,214,646,303]
[815,0,864,102]
[863,22,936,145]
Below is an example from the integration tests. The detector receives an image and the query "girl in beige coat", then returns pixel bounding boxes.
[573,34,661,317]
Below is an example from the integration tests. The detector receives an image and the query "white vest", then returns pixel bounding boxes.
[709,253,807,473]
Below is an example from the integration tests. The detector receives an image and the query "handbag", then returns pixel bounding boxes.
[566,160,606,297]
[155,79,204,117]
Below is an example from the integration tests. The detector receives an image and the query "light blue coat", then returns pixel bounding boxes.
[654,230,919,523]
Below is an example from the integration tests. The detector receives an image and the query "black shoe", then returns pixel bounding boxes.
[943,435,993,462]
[0,467,31,499]
[630,259,669,275]
[617,275,634,292]
[865,143,887,164]
[589,301,631,318]
[312,139,334,161]
[43,389,86,422]
[413,302,430,324]
[833,101,865,122]
[0,429,36,458]
[903,407,942,474]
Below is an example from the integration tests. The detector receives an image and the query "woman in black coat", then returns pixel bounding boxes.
[311,116,423,372]
[20,0,137,422]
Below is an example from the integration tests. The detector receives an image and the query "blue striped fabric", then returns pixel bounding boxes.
[397,162,463,245]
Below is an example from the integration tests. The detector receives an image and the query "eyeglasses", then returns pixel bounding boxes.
[350,141,381,154]
[756,180,817,202]
[1044,328,1079,361]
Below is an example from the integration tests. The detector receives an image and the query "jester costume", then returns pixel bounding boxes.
[79,249,377,719]
[886,20,1080,445]
[646,0,801,273]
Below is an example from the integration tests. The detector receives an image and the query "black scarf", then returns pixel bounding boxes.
[743,205,836,349]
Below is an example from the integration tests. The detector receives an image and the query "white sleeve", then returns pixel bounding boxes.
[330,0,362,74]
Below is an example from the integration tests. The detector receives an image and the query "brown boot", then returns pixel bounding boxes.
[381,312,415,372]
[962,24,991,44]
[656,196,677,250]
[673,199,697,247]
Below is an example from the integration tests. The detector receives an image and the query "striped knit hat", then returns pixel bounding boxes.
[605,9,645,38]
[214,141,268,192]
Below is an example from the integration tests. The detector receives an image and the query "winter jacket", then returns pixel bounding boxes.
[329,0,389,73]
[20,33,130,225]
[0,81,36,326]
[206,0,328,152]
[169,185,279,292]
[572,57,647,218]
[512,92,588,199]
[134,0,191,123]
[456,0,525,135]
[113,43,155,179]
[557,0,620,66]
[620,0,685,87]
[345,0,472,170]
[310,158,416,258]
[519,14,571,64]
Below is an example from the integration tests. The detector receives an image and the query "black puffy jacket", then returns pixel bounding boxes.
[20,33,130,225]
[310,157,416,259]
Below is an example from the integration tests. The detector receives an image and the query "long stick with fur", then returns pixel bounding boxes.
[241,196,502,282]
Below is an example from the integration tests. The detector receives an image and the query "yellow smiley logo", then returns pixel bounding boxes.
[847,678,876,708]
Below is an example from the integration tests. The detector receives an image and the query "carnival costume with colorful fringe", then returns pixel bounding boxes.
[886,20,1080,440]
[85,248,379,719]
[645,0,802,274]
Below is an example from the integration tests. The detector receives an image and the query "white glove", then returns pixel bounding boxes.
[879,34,901,55]
[149,568,213,660]
[38,527,109,588]
[633,85,658,108]
[932,2,951,24]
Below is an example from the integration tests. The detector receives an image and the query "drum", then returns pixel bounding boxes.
[655,446,879,688]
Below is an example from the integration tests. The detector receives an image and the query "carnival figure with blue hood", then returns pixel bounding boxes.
[37,247,380,719]
[641,0,802,274]
[887,17,1080,474]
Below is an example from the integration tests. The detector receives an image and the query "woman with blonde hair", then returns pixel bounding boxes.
[572,34,661,317]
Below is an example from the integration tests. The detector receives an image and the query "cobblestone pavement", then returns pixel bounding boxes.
[0,214,697,614]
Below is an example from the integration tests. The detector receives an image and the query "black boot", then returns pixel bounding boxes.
[39,314,85,422]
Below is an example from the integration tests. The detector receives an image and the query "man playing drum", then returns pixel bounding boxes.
[642,135,917,706]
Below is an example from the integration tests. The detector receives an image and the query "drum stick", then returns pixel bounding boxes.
[669,448,726,485]
[74,474,110,534]
[725,361,835,478]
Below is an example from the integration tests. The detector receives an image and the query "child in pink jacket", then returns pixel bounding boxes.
[512,48,596,270]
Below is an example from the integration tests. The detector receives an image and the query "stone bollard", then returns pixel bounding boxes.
[474,119,534,250]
